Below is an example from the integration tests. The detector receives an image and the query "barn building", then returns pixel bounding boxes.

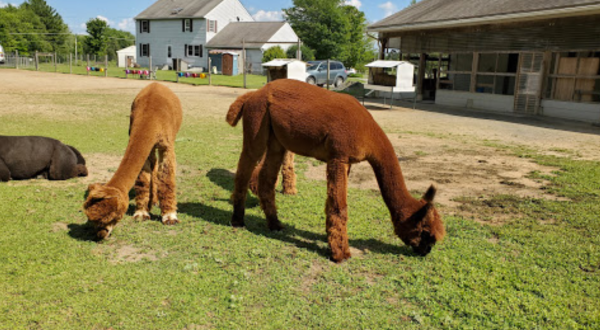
[368,0,600,123]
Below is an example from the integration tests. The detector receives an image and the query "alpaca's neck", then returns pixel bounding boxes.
[107,131,155,193]
[368,137,418,220]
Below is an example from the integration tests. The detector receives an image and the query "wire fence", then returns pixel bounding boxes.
[1,52,269,89]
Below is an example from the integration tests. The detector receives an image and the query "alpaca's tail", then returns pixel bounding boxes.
[226,91,256,126]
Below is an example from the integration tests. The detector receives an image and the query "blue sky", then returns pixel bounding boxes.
[0,0,412,34]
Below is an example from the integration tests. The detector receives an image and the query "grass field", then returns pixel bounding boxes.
[0,70,599,329]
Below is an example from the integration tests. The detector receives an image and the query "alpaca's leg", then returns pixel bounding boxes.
[280,151,297,195]
[133,148,156,221]
[326,159,351,263]
[0,159,10,182]
[248,155,264,196]
[156,145,178,225]
[231,149,263,227]
[258,141,286,231]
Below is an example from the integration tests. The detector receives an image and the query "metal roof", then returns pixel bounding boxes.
[365,60,413,68]
[368,0,600,32]
[135,0,224,19]
[205,22,293,49]
[262,59,306,67]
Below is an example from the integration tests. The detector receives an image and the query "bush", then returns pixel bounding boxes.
[286,45,315,62]
[262,46,286,63]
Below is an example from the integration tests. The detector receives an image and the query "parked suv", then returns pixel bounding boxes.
[305,60,347,87]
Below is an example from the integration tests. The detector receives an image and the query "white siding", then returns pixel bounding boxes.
[264,24,299,52]
[205,0,254,42]
[541,100,600,123]
[136,19,208,69]
[436,90,514,113]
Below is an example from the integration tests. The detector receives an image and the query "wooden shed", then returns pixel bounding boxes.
[368,0,600,123]
[262,59,307,82]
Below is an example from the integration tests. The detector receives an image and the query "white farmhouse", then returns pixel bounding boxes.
[206,22,300,74]
[134,0,253,69]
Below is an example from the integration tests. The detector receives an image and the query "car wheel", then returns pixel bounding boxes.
[306,76,316,85]
[334,77,344,88]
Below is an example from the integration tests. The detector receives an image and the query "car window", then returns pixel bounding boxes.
[307,63,321,71]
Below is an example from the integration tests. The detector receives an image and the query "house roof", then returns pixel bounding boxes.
[368,0,600,32]
[206,22,295,49]
[135,0,224,19]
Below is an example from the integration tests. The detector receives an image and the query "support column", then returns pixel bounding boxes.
[416,53,426,101]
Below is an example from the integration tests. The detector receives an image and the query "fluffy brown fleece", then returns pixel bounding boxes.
[227,79,445,262]
[248,151,297,195]
[83,83,182,239]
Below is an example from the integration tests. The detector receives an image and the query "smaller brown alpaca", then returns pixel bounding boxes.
[83,83,182,239]
[248,151,297,195]
[227,79,445,262]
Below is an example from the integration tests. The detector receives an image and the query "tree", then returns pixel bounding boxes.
[285,44,315,61]
[104,27,135,61]
[21,0,69,52]
[341,5,375,70]
[262,46,286,63]
[283,0,351,63]
[85,18,109,56]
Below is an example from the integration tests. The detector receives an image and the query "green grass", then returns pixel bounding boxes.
[11,63,268,89]
[1,89,599,329]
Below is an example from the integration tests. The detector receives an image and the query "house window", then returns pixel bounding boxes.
[208,20,218,33]
[546,51,600,103]
[140,20,150,33]
[185,44,202,57]
[140,43,150,57]
[475,53,519,95]
[183,19,193,32]
[168,46,172,58]
[439,53,473,92]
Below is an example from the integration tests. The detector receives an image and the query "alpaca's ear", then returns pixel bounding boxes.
[423,184,437,203]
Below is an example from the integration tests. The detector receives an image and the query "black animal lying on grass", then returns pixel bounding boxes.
[0,135,88,182]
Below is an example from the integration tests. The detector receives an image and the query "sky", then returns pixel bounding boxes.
[0,0,413,35]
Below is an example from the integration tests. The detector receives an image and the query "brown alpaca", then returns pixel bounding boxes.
[227,79,445,262]
[83,83,182,239]
[248,151,297,195]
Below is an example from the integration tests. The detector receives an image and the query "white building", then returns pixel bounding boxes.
[116,46,136,68]
[134,0,253,69]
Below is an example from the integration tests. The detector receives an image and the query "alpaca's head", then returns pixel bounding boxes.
[394,185,445,256]
[83,183,128,240]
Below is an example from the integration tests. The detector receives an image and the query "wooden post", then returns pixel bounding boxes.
[54,52,57,72]
[35,51,39,71]
[87,54,90,76]
[297,39,301,60]
[149,56,153,79]
[105,55,108,77]
[417,53,426,101]
[243,39,247,89]
[326,59,330,90]
[69,53,72,74]
[15,50,19,70]
[470,52,479,93]
[208,56,212,86]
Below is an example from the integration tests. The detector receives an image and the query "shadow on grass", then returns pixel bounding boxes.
[178,202,415,260]
[206,168,259,207]
[67,222,100,242]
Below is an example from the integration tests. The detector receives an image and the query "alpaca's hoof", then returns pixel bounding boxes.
[133,210,151,221]
[281,188,297,195]
[161,212,179,226]
[268,220,284,231]
[329,250,352,263]
[231,218,245,228]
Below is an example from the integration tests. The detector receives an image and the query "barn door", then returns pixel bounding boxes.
[514,52,544,114]
[223,54,233,76]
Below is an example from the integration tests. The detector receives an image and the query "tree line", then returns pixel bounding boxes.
[0,0,133,61]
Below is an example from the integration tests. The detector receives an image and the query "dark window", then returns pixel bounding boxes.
[140,44,150,57]
[140,20,150,33]
[185,45,202,57]
[168,46,172,58]
[183,19,193,32]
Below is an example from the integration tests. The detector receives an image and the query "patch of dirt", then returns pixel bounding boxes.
[51,222,69,232]
[299,262,325,294]
[304,134,569,223]
[100,244,159,264]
